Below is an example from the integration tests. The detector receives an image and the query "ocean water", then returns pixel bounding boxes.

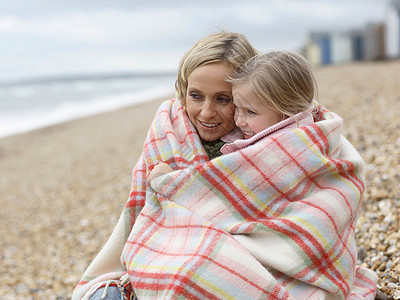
[0,73,176,139]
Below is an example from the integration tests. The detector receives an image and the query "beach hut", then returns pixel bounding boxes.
[304,34,322,66]
[386,0,400,58]
[331,31,352,64]
[364,23,386,61]
[349,30,365,61]
[319,34,332,65]
[307,32,332,65]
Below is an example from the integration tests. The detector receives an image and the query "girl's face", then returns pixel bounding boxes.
[233,82,282,139]
[185,62,235,141]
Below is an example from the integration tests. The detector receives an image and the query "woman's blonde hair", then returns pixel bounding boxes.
[175,31,258,103]
[230,51,317,118]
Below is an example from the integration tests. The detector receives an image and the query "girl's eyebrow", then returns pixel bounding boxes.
[234,103,247,109]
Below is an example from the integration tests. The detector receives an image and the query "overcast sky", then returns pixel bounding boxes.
[0,0,389,82]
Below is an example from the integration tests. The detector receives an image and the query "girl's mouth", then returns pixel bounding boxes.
[242,130,255,138]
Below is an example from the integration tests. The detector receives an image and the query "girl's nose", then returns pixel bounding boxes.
[235,110,246,127]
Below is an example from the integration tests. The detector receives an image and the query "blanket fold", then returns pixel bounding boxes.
[73,99,377,300]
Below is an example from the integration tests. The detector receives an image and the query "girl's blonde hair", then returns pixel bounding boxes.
[230,51,317,118]
[175,31,258,103]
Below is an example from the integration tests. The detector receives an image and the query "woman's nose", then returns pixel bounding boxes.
[200,100,216,118]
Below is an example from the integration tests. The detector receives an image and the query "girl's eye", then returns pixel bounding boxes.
[247,110,256,115]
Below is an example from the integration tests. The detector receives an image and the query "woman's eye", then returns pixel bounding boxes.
[189,92,202,100]
[217,96,232,103]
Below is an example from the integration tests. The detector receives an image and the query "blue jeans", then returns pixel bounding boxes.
[89,286,127,300]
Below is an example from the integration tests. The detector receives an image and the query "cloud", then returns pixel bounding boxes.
[0,0,390,81]
[0,9,186,44]
[234,3,276,26]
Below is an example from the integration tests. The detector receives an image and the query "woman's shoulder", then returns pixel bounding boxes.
[160,98,176,106]
[155,98,183,114]
[158,98,184,109]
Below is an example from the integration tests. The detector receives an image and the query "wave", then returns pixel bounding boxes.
[0,76,176,139]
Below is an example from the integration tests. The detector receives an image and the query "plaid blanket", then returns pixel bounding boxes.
[73,99,377,299]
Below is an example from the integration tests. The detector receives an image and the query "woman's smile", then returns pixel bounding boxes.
[198,120,222,128]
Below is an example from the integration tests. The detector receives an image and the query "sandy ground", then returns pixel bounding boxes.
[1,60,400,299]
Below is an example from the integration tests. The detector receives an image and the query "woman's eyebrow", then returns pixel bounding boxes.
[187,87,200,91]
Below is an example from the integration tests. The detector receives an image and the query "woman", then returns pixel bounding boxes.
[72,30,258,300]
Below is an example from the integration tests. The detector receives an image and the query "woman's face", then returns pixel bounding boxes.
[185,62,235,141]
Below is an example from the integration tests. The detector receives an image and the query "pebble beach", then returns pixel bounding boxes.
[1,60,399,299]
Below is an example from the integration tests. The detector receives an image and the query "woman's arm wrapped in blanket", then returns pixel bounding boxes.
[72,99,210,299]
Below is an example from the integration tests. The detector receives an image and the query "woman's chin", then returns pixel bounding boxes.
[198,130,221,141]
[199,133,219,141]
